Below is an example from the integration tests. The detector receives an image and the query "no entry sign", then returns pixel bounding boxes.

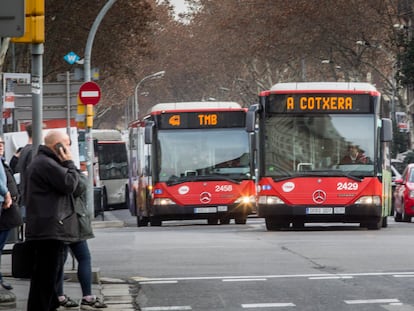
[79,81,101,105]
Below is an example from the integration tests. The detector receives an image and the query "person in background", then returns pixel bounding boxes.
[340,144,369,164]
[25,130,79,311]
[9,147,22,174]
[0,138,19,291]
[14,123,33,218]
[57,171,107,309]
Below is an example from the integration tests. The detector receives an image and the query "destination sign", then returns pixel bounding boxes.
[155,111,246,129]
[266,93,374,114]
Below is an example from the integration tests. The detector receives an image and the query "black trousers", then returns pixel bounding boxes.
[27,239,65,311]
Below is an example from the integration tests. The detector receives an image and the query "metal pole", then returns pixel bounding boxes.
[83,0,117,216]
[31,43,43,155]
[66,71,70,135]
[134,71,165,120]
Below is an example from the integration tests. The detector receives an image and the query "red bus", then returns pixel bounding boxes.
[127,102,256,226]
[247,82,393,230]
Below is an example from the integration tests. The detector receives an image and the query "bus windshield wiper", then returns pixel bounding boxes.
[307,170,363,182]
[166,174,241,186]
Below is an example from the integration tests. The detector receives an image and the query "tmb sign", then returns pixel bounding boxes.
[79,81,101,105]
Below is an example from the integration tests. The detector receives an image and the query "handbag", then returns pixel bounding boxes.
[11,241,34,278]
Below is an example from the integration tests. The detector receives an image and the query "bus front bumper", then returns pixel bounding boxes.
[257,204,383,222]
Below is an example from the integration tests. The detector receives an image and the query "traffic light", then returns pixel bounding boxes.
[11,0,45,44]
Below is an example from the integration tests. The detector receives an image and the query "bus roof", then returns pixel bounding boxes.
[92,129,123,141]
[269,82,378,93]
[150,101,242,112]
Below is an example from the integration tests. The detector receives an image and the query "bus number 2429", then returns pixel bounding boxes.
[337,182,358,191]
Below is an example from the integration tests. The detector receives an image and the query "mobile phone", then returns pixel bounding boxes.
[54,143,66,154]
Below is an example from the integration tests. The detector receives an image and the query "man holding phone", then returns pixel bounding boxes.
[24,130,80,311]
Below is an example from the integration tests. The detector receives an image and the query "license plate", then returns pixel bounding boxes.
[194,207,217,213]
[306,207,333,214]
[217,205,228,212]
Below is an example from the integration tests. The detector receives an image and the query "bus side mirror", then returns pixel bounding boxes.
[246,104,259,133]
[381,118,392,142]
[144,121,154,144]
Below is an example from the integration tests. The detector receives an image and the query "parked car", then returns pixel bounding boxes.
[393,163,414,222]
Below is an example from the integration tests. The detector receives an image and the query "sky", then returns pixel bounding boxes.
[168,0,189,15]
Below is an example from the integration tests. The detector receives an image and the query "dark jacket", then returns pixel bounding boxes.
[24,145,80,242]
[73,173,94,240]
[0,159,23,230]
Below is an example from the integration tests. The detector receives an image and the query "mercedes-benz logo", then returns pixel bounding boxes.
[312,190,326,204]
[200,192,212,204]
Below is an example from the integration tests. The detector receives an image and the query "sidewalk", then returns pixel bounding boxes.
[0,216,136,310]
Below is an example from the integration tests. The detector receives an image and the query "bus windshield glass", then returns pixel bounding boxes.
[157,128,250,182]
[264,114,375,178]
[97,143,129,180]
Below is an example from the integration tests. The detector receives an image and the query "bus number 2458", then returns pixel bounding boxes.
[337,182,358,191]
[216,185,233,192]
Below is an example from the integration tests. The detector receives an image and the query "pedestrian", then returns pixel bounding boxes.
[57,172,107,309]
[14,123,33,218]
[9,147,22,174]
[0,137,23,291]
[24,130,80,311]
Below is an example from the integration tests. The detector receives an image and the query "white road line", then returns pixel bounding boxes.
[241,302,295,308]
[308,276,353,280]
[141,306,192,311]
[133,271,414,283]
[139,280,178,284]
[344,298,400,305]
[393,274,414,278]
[222,278,267,282]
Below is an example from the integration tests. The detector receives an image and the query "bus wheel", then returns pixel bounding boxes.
[207,217,219,225]
[235,216,247,225]
[265,217,289,231]
[220,217,230,225]
[137,216,149,227]
[363,218,381,230]
[150,217,162,226]
[102,187,108,211]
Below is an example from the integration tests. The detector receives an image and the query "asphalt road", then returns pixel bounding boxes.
[90,210,414,310]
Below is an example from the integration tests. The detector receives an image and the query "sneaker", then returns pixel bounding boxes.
[80,297,107,309]
[59,295,79,309]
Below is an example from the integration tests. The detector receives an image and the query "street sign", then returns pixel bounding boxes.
[64,51,80,65]
[79,81,101,105]
[0,0,25,37]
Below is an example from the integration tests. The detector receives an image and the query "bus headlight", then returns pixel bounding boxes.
[355,196,381,205]
[234,195,255,205]
[258,196,284,205]
[153,198,176,205]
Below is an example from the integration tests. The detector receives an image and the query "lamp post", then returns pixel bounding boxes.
[134,70,165,120]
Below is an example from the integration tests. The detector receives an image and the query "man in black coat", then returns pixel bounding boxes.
[25,130,80,311]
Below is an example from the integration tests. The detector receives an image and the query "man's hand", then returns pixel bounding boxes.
[3,191,12,209]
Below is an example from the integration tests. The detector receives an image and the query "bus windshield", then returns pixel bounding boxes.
[157,128,250,182]
[264,114,375,178]
[97,143,128,180]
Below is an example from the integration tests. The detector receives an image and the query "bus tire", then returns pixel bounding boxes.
[102,187,108,211]
[265,217,289,231]
[137,216,149,227]
[235,216,247,225]
[364,218,381,230]
[220,217,230,225]
[207,217,219,225]
[150,217,162,226]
